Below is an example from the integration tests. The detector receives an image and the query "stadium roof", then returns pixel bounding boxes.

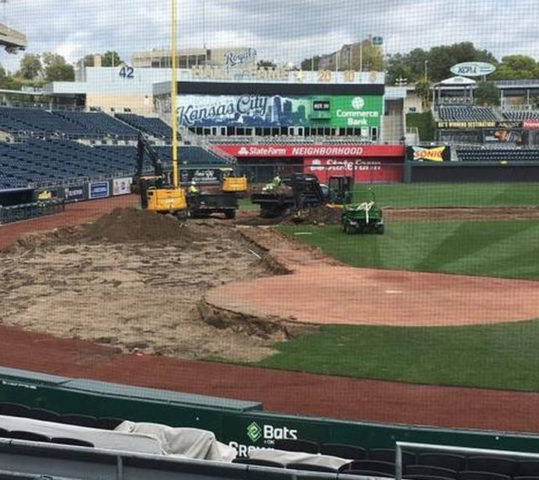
[436,76,476,86]
[0,22,26,53]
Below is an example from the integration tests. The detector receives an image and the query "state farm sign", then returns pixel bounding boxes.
[214,144,405,158]
[305,157,402,183]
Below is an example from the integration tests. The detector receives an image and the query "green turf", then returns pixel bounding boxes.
[353,183,539,207]
[278,221,539,280]
[254,321,539,391]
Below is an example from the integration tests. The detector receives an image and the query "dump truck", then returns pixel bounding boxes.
[251,173,352,218]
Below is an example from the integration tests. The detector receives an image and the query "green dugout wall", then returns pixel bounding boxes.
[2,367,539,456]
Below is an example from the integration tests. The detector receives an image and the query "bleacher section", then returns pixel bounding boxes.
[115,113,172,140]
[457,147,539,162]
[54,111,137,137]
[503,111,539,121]
[0,107,137,139]
[438,106,498,122]
[0,139,230,189]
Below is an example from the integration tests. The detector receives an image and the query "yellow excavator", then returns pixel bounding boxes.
[132,133,187,217]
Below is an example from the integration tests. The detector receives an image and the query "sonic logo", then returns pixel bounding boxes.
[412,146,445,162]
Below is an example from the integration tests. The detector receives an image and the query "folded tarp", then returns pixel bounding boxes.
[0,415,162,454]
[115,421,236,462]
[249,448,351,470]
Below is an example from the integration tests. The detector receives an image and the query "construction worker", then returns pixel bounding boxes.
[263,174,282,192]
[188,179,200,195]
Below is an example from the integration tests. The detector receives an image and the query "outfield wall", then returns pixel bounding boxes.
[2,367,539,458]
[408,161,539,183]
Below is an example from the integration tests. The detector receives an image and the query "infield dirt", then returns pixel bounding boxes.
[0,208,299,362]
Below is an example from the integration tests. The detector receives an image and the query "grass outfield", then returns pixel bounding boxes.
[254,321,539,391]
[353,183,539,207]
[278,221,539,280]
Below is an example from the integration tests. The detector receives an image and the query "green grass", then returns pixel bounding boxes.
[278,221,539,280]
[254,321,539,391]
[353,183,539,208]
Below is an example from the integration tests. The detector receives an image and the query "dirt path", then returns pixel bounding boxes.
[385,207,539,222]
[0,195,138,251]
[2,323,539,433]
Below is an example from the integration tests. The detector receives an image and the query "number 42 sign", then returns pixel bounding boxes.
[119,65,134,79]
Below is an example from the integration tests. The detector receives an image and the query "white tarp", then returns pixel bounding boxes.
[0,415,161,454]
[115,421,236,462]
[249,448,351,470]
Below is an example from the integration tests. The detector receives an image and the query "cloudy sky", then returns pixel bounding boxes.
[1,0,538,72]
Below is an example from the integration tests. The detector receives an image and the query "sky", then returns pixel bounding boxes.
[1,0,538,73]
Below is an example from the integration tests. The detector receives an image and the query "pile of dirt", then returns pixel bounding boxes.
[78,208,200,244]
[281,205,343,225]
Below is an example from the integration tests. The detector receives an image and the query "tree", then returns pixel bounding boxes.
[81,54,96,67]
[17,53,42,80]
[42,52,74,81]
[102,51,122,67]
[385,43,498,84]
[300,55,320,71]
[349,42,384,72]
[415,79,431,109]
[475,82,500,106]
[491,55,539,80]
[427,42,497,82]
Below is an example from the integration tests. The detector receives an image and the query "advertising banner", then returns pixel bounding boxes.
[177,94,383,129]
[304,158,403,183]
[214,144,404,158]
[64,184,85,202]
[112,177,132,196]
[523,120,539,130]
[89,181,110,199]
[407,145,451,162]
[437,121,496,129]
[179,168,222,185]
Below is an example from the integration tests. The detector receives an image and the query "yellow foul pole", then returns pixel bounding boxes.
[171,0,179,188]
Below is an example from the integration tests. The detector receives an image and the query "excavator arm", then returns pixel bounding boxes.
[133,133,165,189]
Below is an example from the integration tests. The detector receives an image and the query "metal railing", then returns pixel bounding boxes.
[0,199,65,225]
[395,441,539,480]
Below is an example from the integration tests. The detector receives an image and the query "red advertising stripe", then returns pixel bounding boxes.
[523,120,539,130]
[213,144,405,158]
[304,158,403,183]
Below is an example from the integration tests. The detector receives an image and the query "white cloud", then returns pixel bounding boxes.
[0,0,537,74]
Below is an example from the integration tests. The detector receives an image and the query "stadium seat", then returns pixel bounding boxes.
[51,437,95,447]
[95,417,125,430]
[319,442,367,459]
[59,414,98,428]
[29,408,61,423]
[405,464,457,479]
[418,453,466,471]
[516,462,539,477]
[405,475,458,480]
[0,428,9,437]
[457,471,510,480]
[370,448,416,466]
[344,459,395,475]
[0,402,31,418]
[273,438,319,453]
[8,430,51,442]
[232,458,285,468]
[286,462,339,472]
[465,456,517,476]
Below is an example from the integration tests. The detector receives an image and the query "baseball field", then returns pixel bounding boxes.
[1,182,539,431]
[246,183,539,391]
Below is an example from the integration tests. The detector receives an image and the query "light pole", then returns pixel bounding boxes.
[171,0,179,188]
